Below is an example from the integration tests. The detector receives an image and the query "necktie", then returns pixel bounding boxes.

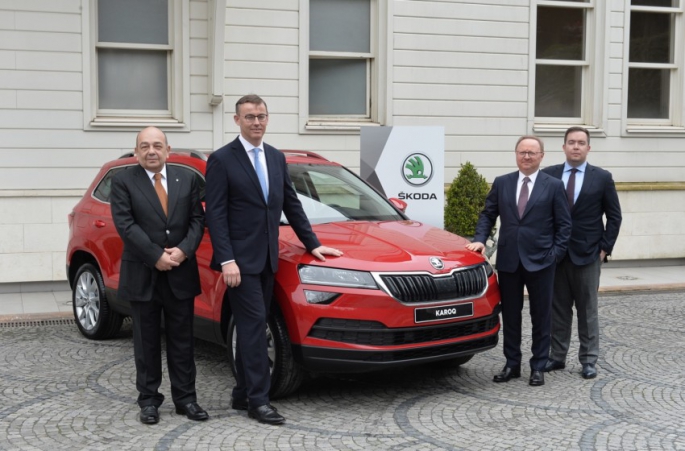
[518,176,530,218]
[566,168,578,208]
[253,147,268,201]
[153,173,168,216]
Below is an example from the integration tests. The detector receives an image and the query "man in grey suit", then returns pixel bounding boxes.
[543,126,622,379]
[111,127,208,424]
[467,136,571,386]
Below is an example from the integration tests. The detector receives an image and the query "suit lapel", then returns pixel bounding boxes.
[507,172,520,219]
[166,165,180,219]
[522,172,549,219]
[574,164,594,208]
[233,139,268,204]
[132,165,167,221]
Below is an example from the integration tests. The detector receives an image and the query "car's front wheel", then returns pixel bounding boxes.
[227,308,305,399]
[72,263,123,340]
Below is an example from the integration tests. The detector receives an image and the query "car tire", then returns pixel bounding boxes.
[72,263,123,340]
[227,308,305,399]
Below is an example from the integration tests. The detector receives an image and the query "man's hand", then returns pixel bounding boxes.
[222,261,241,287]
[465,242,485,255]
[311,246,343,262]
[155,252,180,271]
[600,250,607,262]
[165,247,187,264]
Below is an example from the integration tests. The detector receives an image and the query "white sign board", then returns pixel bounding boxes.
[360,126,444,228]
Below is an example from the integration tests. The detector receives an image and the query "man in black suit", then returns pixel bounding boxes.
[111,127,208,425]
[204,94,342,425]
[543,127,622,379]
[466,136,571,386]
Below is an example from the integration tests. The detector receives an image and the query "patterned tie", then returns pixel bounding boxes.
[153,173,168,216]
[253,147,268,201]
[566,168,578,208]
[518,176,530,218]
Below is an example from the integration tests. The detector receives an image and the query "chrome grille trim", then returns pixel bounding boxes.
[373,264,489,305]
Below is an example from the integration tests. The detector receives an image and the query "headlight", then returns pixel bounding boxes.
[304,290,340,304]
[298,265,378,289]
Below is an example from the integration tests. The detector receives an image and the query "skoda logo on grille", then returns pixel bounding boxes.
[429,257,444,270]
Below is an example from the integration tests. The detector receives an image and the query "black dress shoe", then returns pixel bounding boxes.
[231,397,248,411]
[529,370,545,386]
[581,363,597,379]
[543,359,566,372]
[140,405,159,425]
[248,404,285,425]
[493,365,521,383]
[175,402,209,421]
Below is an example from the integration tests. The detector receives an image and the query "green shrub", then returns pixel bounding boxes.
[444,162,489,237]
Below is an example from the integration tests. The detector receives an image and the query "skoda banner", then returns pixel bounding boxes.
[360,126,444,228]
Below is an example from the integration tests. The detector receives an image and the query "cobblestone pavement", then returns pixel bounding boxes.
[1,291,684,451]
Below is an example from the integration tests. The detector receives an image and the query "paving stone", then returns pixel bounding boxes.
[0,291,684,450]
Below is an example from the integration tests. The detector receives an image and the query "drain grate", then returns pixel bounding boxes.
[0,318,76,328]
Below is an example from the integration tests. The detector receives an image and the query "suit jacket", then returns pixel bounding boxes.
[474,170,572,273]
[110,164,204,301]
[542,163,622,266]
[204,136,321,274]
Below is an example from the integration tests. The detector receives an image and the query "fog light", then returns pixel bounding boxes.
[304,290,340,305]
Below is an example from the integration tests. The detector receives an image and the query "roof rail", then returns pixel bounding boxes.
[282,150,329,161]
[118,149,208,161]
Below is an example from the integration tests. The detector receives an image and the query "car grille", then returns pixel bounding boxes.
[308,309,500,346]
[380,265,487,303]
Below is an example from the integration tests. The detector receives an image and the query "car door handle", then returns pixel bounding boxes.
[94,220,106,228]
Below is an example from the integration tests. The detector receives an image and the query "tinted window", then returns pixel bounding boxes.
[92,164,205,203]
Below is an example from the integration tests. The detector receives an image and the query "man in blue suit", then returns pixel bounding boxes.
[542,127,622,379]
[204,94,342,424]
[467,136,571,386]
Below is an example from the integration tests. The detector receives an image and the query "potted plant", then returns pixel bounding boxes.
[444,162,497,257]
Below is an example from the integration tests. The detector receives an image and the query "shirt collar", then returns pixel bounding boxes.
[239,135,263,153]
[144,165,167,181]
[564,161,588,173]
[518,169,539,184]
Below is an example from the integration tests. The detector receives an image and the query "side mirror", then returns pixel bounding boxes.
[389,198,407,213]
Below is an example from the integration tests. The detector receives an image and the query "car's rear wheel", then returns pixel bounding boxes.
[72,263,123,340]
[227,308,305,399]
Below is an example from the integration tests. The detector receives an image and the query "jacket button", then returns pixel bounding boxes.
[166,230,170,235]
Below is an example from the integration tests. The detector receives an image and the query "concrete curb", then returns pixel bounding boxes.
[0,311,73,324]
[598,283,685,294]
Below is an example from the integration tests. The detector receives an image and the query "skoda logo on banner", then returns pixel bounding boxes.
[402,153,433,187]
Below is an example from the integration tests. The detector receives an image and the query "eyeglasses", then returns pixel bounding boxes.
[516,151,542,157]
[243,114,268,122]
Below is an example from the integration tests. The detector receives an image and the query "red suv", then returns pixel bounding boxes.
[67,150,501,397]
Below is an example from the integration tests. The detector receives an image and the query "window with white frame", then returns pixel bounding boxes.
[533,0,595,124]
[627,0,682,124]
[300,0,388,131]
[84,0,188,128]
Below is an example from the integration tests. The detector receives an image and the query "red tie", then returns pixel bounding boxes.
[518,177,530,218]
[154,173,168,216]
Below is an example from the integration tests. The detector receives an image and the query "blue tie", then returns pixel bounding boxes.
[253,147,268,201]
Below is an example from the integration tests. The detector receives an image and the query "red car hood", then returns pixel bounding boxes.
[279,220,486,273]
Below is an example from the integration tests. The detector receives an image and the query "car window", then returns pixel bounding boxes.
[92,164,205,203]
[92,167,127,203]
[283,164,404,225]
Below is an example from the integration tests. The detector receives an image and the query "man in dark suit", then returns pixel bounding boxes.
[110,127,208,425]
[204,94,342,425]
[466,136,571,386]
[542,126,622,379]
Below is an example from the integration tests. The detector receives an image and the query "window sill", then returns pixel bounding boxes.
[85,117,188,131]
[303,121,381,134]
[625,125,685,136]
[532,124,606,138]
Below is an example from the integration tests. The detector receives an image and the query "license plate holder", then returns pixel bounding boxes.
[414,303,474,323]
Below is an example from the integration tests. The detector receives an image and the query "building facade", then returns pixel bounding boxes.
[0,0,684,286]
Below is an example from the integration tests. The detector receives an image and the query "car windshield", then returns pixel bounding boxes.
[281,164,404,225]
